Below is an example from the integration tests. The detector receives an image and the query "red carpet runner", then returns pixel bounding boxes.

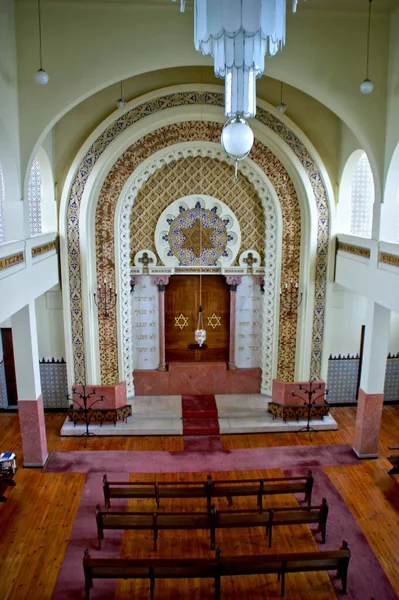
[182,394,222,451]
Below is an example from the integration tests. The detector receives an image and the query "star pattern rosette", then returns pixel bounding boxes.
[168,206,228,266]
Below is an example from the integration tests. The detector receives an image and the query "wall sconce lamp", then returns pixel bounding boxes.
[94,279,117,318]
[280,279,303,317]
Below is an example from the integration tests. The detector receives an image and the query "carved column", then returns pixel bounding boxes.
[154,276,170,372]
[226,276,242,370]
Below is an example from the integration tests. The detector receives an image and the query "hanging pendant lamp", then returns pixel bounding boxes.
[360,0,373,94]
[35,0,49,84]
[194,205,206,347]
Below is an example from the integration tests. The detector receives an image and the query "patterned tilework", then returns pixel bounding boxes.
[0,360,7,409]
[327,354,399,405]
[39,359,69,409]
[327,356,359,404]
[66,91,329,385]
[95,123,300,384]
[384,356,399,403]
[131,156,265,264]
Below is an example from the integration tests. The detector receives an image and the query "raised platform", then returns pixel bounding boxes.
[133,365,262,395]
[60,394,338,436]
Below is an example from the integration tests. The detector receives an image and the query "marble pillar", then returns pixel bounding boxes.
[12,302,48,467]
[226,276,242,371]
[353,301,390,459]
[154,276,169,372]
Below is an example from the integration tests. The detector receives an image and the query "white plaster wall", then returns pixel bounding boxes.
[390,311,399,352]
[53,71,340,198]
[384,7,399,181]
[14,1,390,188]
[35,287,65,359]
[0,0,23,241]
[325,284,367,356]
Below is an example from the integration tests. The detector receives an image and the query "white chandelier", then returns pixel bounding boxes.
[173,0,305,181]
[194,0,303,119]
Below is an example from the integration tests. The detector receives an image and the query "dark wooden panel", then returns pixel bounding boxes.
[1,328,17,406]
[165,275,229,363]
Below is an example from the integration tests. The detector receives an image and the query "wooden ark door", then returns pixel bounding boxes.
[165,275,229,363]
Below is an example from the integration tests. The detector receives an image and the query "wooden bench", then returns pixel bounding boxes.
[103,470,314,511]
[83,541,350,599]
[215,498,329,548]
[96,498,328,551]
[96,504,212,550]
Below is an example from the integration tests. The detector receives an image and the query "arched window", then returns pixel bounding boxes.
[28,156,43,236]
[0,162,5,243]
[349,152,374,238]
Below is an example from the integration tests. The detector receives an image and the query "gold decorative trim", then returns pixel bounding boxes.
[174,313,189,329]
[0,252,24,271]
[207,313,221,329]
[31,240,57,258]
[337,241,370,259]
[379,252,399,267]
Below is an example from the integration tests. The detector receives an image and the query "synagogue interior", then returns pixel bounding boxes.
[1,0,399,598]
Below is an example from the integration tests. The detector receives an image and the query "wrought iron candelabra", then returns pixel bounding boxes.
[67,384,105,442]
[94,279,117,317]
[292,380,328,435]
[280,279,303,316]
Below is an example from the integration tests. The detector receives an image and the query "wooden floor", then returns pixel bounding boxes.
[0,406,399,599]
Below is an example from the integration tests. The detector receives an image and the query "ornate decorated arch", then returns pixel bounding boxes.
[62,89,330,392]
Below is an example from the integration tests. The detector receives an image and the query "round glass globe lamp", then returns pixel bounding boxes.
[360,78,373,95]
[116,97,127,109]
[35,68,49,85]
[221,116,254,160]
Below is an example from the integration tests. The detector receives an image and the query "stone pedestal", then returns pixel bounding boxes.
[18,395,48,467]
[353,389,384,458]
[72,381,127,410]
[272,379,326,406]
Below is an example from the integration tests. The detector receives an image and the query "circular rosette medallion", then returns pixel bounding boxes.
[168,206,228,266]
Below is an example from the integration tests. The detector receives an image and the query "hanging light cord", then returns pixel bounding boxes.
[280,81,284,104]
[365,0,372,79]
[199,208,202,313]
[120,81,123,98]
[38,0,43,69]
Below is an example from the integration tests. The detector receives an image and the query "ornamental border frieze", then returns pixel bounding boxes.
[31,240,57,258]
[337,241,371,259]
[66,90,330,385]
[379,251,399,267]
[0,251,24,271]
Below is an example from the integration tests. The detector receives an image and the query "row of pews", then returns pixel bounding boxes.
[83,470,351,599]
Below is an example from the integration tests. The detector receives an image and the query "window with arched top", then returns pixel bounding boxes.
[28,156,43,236]
[349,152,374,238]
[0,162,5,243]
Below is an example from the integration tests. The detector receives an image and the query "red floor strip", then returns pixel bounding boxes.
[182,394,218,419]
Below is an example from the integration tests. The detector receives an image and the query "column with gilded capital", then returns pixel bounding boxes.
[226,276,242,370]
[154,276,170,371]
